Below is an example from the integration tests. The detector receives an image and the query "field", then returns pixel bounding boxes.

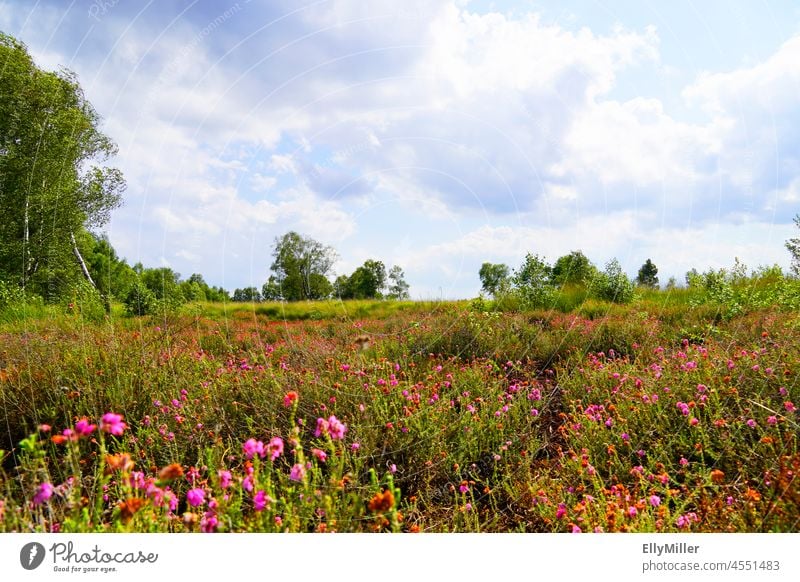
[0,295,798,533]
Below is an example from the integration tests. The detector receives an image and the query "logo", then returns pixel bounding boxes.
[20,542,46,570]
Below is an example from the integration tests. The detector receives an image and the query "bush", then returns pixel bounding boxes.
[591,259,635,303]
[124,279,157,316]
[62,280,107,322]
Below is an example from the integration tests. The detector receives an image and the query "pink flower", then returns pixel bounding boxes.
[266,437,284,461]
[33,482,54,506]
[101,412,126,436]
[571,524,582,533]
[556,503,567,519]
[253,490,272,512]
[784,401,797,413]
[311,448,327,462]
[649,495,661,507]
[314,417,329,438]
[75,418,96,436]
[746,419,757,428]
[689,417,699,426]
[218,470,232,489]
[328,415,347,440]
[243,438,265,460]
[767,416,778,426]
[289,463,306,482]
[679,457,689,467]
[627,506,638,517]
[186,488,205,507]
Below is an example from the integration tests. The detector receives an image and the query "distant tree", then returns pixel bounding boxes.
[266,231,336,301]
[83,232,136,302]
[665,276,678,290]
[207,286,231,302]
[512,253,553,307]
[339,259,387,299]
[478,262,510,296]
[550,251,595,287]
[386,265,410,299]
[233,287,262,302]
[636,259,659,288]
[592,258,634,303]
[140,267,182,302]
[787,214,800,276]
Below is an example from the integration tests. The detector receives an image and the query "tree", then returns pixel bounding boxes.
[266,232,336,301]
[337,259,387,299]
[386,265,410,299]
[0,33,125,298]
[592,258,634,303]
[512,253,553,307]
[550,251,595,287]
[478,262,510,296]
[787,214,800,276]
[636,259,659,288]
[233,287,262,302]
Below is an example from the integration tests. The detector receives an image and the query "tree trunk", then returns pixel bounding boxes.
[71,231,96,288]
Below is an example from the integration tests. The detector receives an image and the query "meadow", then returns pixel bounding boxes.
[0,290,797,533]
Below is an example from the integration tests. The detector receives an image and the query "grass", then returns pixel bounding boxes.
[0,293,797,532]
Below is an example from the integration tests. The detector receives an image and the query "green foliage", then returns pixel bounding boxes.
[124,279,157,316]
[232,287,262,302]
[512,253,554,308]
[0,33,125,297]
[267,231,337,301]
[386,265,410,299]
[478,262,510,297]
[62,279,107,322]
[636,258,659,288]
[550,251,596,287]
[591,258,635,303]
[337,259,387,299]
[787,214,800,276]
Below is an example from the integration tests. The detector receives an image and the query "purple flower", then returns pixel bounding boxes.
[266,437,284,461]
[649,495,661,507]
[33,482,54,506]
[101,412,126,436]
[186,488,205,507]
[289,463,306,482]
[746,419,757,428]
[218,470,232,489]
[74,418,96,436]
[243,438,265,460]
[253,490,272,512]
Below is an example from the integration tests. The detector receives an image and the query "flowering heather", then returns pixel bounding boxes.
[32,483,54,506]
[100,413,127,436]
[186,488,205,507]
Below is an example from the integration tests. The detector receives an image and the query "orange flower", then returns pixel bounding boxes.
[368,489,395,512]
[710,469,725,484]
[744,488,762,502]
[118,497,145,524]
[105,453,134,475]
[158,463,184,482]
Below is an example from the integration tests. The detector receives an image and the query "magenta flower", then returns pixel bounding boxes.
[243,438,265,460]
[679,457,689,467]
[289,463,306,482]
[33,482,54,506]
[571,524,582,533]
[101,412,126,436]
[627,506,638,517]
[785,401,797,413]
[266,437,284,461]
[327,415,347,440]
[75,418,96,436]
[218,470,232,489]
[186,488,205,507]
[746,419,757,428]
[253,490,272,512]
[311,448,327,462]
[649,495,661,507]
[767,416,778,426]
[314,417,329,438]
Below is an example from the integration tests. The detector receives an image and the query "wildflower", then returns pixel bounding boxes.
[38,424,51,433]
[459,481,469,494]
[218,470,232,489]
[676,402,690,416]
[74,418,96,436]
[314,417,329,438]
[679,457,689,467]
[649,495,661,507]
[253,490,272,512]
[33,482,54,506]
[105,453,134,475]
[327,415,347,440]
[767,416,778,426]
[283,391,298,407]
[571,524,582,533]
[289,463,306,482]
[785,401,797,413]
[621,432,630,442]
[689,417,699,426]
[710,469,725,484]
[312,448,327,462]
[746,419,757,428]
[243,438,265,460]
[117,497,145,524]
[368,489,395,512]
[351,442,361,451]
[158,463,184,482]
[101,412,127,436]
[556,503,567,519]
[186,488,205,507]
[266,437,284,461]
[464,503,473,512]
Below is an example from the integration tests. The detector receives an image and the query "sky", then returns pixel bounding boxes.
[2,0,799,298]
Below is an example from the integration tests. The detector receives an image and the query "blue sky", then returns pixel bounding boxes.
[2,0,799,298]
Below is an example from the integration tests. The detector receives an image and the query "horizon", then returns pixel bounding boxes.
[2,1,799,299]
